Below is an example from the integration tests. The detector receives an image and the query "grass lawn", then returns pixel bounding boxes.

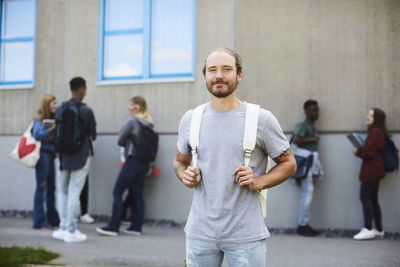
[0,246,60,266]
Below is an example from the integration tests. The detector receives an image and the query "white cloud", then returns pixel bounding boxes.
[104,63,140,77]
[125,44,142,58]
[151,44,192,63]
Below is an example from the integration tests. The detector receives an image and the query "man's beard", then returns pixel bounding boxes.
[206,77,238,98]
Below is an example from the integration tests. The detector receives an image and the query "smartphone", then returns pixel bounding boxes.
[43,119,55,129]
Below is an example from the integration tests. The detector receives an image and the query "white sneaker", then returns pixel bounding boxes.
[80,213,95,224]
[64,229,87,243]
[353,228,375,240]
[52,229,68,240]
[372,228,385,238]
[123,228,142,236]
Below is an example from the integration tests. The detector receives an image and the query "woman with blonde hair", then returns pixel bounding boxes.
[97,96,155,236]
[32,94,60,229]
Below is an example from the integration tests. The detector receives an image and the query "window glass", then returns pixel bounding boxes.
[105,0,143,31]
[2,0,34,38]
[100,0,195,80]
[0,0,35,85]
[104,34,143,78]
[151,0,193,76]
[1,41,33,81]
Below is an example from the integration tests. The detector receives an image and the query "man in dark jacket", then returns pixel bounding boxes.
[52,77,97,243]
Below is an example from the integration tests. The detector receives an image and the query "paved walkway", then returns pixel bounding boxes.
[0,217,399,267]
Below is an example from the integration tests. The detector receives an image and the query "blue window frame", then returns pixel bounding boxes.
[0,0,36,86]
[98,0,196,81]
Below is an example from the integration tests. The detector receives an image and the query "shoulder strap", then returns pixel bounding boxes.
[243,103,260,167]
[243,103,269,218]
[189,104,206,182]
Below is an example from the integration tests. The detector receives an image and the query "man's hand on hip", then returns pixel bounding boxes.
[234,165,260,192]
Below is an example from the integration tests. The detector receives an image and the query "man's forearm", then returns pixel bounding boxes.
[256,160,296,189]
[293,135,317,145]
[293,137,313,145]
[256,149,296,190]
[173,160,189,182]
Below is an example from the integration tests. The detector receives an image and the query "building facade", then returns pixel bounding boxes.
[0,0,399,232]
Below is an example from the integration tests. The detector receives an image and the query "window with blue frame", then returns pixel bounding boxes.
[98,0,195,81]
[0,0,35,86]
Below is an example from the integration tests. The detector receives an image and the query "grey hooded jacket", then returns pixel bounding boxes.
[118,116,154,160]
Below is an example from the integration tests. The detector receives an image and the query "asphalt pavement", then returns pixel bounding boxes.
[0,217,399,267]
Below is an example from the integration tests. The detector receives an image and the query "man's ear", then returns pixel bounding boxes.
[237,72,242,82]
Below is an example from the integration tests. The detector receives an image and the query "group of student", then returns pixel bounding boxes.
[31,77,153,242]
[29,48,395,266]
[291,100,390,240]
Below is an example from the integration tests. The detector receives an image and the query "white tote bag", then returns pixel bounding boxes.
[9,122,41,168]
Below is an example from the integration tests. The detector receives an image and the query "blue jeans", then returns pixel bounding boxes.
[107,156,148,232]
[186,237,267,267]
[56,158,90,232]
[298,171,314,226]
[33,152,59,228]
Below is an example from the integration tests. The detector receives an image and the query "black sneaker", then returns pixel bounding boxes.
[304,224,318,235]
[96,226,118,236]
[297,225,318,237]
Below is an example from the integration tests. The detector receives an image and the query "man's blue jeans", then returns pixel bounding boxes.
[33,152,59,228]
[298,171,314,226]
[56,158,90,233]
[107,156,148,232]
[186,237,267,267]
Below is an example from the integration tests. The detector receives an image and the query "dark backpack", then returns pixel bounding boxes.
[289,135,315,184]
[134,121,159,163]
[383,135,399,173]
[55,102,84,153]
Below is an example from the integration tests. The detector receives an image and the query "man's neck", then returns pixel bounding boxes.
[71,94,83,101]
[209,94,242,111]
[306,118,315,124]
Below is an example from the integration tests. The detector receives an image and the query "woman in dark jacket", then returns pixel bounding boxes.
[352,108,386,240]
[97,96,153,236]
[32,94,60,229]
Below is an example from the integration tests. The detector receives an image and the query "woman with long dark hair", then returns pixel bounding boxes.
[352,108,386,240]
[32,94,60,229]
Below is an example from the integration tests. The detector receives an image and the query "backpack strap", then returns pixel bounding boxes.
[243,103,269,218]
[189,104,206,182]
[243,103,260,167]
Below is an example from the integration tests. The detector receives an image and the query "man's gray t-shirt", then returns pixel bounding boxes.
[177,102,289,243]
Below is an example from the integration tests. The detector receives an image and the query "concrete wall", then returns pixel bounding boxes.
[235,0,400,132]
[0,0,399,134]
[1,133,400,232]
[0,0,399,231]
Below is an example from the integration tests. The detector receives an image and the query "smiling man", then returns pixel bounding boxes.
[173,48,296,266]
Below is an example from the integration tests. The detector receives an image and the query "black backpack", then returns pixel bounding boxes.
[55,102,84,153]
[134,120,159,163]
[383,135,399,173]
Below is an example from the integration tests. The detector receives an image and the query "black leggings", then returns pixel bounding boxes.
[360,181,382,231]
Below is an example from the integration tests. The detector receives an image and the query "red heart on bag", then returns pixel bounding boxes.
[18,137,36,159]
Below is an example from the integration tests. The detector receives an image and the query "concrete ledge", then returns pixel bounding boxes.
[2,210,398,240]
